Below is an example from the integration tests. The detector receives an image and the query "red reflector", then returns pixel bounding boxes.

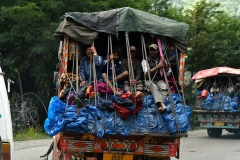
[100,142,107,148]
[130,143,138,150]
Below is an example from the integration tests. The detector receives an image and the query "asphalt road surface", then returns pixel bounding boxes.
[14,130,240,160]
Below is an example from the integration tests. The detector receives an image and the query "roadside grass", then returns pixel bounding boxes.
[14,126,51,141]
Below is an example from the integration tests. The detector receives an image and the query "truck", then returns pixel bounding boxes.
[192,66,240,137]
[0,53,14,160]
[43,7,190,160]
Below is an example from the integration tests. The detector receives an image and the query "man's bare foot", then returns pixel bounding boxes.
[135,91,144,99]
[115,91,122,95]
[159,102,167,112]
[128,93,135,99]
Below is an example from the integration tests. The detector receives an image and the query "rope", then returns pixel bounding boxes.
[105,36,110,100]
[141,34,151,133]
[157,37,181,133]
[91,42,97,108]
[109,35,116,96]
[125,32,136,93]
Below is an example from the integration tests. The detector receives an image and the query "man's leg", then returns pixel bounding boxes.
[136,80,144,91]
[135,80,144,98]
[74,80,89,107]
[116,71,128,82]
[124,80,130,92]
[156,80,168,102]
[102,73,121,95]
[77,80,89,98]
[145,80,166,112]
[156,80,168,111]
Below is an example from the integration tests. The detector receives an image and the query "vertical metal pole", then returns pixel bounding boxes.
[76,43,79,93]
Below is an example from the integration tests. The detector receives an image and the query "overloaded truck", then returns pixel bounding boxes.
[192,67,240,137]
[0,53,14,160]
[43,7,191,160]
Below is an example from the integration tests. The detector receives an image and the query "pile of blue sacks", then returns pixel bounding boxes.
[201,93,239,112]
[44,94,191,138]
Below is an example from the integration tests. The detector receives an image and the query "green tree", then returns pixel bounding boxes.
[182,0,240,75]
[0,2,59,105]
[0,0,152,125]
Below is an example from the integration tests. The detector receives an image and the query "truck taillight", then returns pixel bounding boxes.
[111,142,126,150]
[129,143,138,150]
[100,142,107,149]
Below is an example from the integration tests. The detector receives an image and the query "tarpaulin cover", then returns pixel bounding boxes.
[201,93,239,112]
[54,7,189,52]
[44,94,191,138]
[192,67,240,80]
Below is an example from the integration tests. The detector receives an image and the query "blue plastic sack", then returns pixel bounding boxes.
[142,95,154,108]
[213,94,224,111]
[47,96,66,122]
[64,117,87,133]
[223,96,232,111]
[116,114,130,136]
[165,94,183,106]
[44,96,67,136]
[104,110,115,135]
[231,96,238,110]
[63,112,78,123]
[175,113,190,133]
[202,94,214,110]
[160,112,176,134]
[44,117,65,137]
[96,119,104,138]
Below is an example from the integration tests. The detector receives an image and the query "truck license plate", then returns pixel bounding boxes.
[214,122,224,126]
[86,157,97,160]
[103,153,133,160]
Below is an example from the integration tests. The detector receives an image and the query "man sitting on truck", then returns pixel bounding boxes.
[102,48,122,95]
[74,46,103,107]
[116,46,144,98]
[144,44,169,112]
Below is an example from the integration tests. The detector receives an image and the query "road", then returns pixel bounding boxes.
[172,129,240,160]
[14,130,240,160]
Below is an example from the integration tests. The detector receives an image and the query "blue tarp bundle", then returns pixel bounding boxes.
[44,94,191,137]
[201,93,239,112]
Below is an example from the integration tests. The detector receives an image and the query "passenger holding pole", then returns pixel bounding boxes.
[74,46,103,107]
[102,48,122,95]
[116,46,144,98]
[144,44,169,112]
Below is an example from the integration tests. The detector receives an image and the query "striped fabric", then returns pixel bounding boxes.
[178,53,185,89]
[60,35,69,73]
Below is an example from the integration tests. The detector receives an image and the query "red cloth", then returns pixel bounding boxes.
[113,99,143,120]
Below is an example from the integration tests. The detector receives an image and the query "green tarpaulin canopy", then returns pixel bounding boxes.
[54,7,189,52]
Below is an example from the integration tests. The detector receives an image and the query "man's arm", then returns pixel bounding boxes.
[93,55,103,66]
[135,60,142,81]
[79,57,86,81]
[91,46,103,66]
[147,62,165,75]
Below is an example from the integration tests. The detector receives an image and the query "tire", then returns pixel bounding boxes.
[207,128,222,137]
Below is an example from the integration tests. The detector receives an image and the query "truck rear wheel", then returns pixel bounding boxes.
[207,128,222,137]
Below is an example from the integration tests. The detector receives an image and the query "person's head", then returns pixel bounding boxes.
[86,46,93,58]
[149,44,159,58]
[130,46,137,58]
[112,48,121,61]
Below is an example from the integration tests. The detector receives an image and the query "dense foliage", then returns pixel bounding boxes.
[1,0,240,127]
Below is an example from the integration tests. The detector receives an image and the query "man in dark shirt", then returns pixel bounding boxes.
[102,48,122,95]
[116,46,143,93]
[144,44,169,112]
